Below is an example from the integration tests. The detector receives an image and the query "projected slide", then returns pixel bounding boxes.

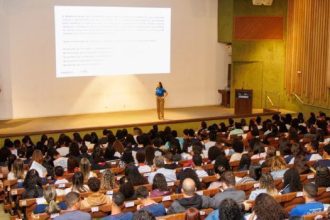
[54,6,171,77]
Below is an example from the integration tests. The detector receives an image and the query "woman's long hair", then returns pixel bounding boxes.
[44,186,60,214]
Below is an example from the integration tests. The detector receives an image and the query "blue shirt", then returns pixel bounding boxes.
[205,209,219,220]
[34,201,67,214]
[101,212,133,220]
[54,211,91,220]
[290,202,324,217]
[155,87,166,97]
[141,203,166,217]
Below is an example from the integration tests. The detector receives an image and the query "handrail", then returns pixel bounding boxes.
[266,95,274,107]
[292,93,330,110]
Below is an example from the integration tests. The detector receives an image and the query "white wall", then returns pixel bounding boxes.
[0,0,230,119]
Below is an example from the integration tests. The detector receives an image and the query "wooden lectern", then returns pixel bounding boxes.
[235,89,253,115]
[218,89,230,107]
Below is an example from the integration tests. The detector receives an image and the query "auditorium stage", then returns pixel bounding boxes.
[0,106,295,138]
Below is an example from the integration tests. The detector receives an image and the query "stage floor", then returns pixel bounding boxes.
[0,106,295,137]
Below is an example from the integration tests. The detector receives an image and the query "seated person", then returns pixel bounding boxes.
[136,186,166,217]
[249,173,278,200]
[280,168,302,194]
[229,138,244,162]
[210,171,246,209]
[34,186,66,214]
[192,155,208,178]
[80,177,112,209]
[305,140,322,161]
[150,173,171,198]
[167,178,209,214]
[289,183,324,218]
[269,156,288,179]
[53,151,68,170]
[102,192,133,220]
[22,169,44,199]
[148,156,177,183]
[54,166,69,185]
[206,198,243,220]
[315,144,330,168]
[54,192,91,220]
[136,150,151,173]
[132,210,155,220]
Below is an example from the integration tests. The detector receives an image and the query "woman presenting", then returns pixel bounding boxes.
[155,82,168,120]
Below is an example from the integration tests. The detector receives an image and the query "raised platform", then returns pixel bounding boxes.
[0,106,295,138]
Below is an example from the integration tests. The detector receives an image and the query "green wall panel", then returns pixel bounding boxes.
[218,0,233,43]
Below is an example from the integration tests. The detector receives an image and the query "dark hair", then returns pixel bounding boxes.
[323,144,330,155]
[7,154,17,172]
[121,149,135,165]
[133,210,155,220]
[23,169,43,199]
[125,165,148,186]
[315,166,330,188]
[135,186,149,199]
[220,171,236,186]
[67,157,79,173]
[69,142,80,157]
[218,199,243,220]
[145,146,156,166]
[185,207,201,220]
[208,146,223,161]
[192,154,203,166]
[238,154,251,171]
[303,183,318,198]
[72,172,88,193]
[254,193,288,220]
[112,192,125,207]
[87,177,101,192]
[283,168,302,192]
[136,150,146,163]
[152,173,169,191]
[214,154,231,174]
[232,139,244,153]
[119,181,135,200]
[54,166,64,177]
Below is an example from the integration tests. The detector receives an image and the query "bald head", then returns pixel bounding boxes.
[182,178,196,196]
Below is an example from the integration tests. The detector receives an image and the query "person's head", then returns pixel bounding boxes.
[152,173,168,191]
[133,210,155,220]
[253,193,288,220]
[136,186,149,200]
[136,150,146,164]
[79,157,91,181]
[69,142,80,157]
[283,167,302,192]
[154,156,165,168]
[32,149,44,164]
[112,192,125,208]
[192,154,203,167]
[25,169,41,185]
[119,181,135,200]
[323,144,330,158]
[185,207,201,220]
[158,82,163,88]
[65,192,81,210]
[101,169,116,190]
[125,164,147,186]
[214,154,231,175]
[208,146,223,162]
[72,172,88,192]
[303,183,318,200]
[220,171,236,188]
[259,173,277,194]
[270,156,287,171]
[181,178,196,197]
[315,166,330,188]
[238,154,251,171]
[12,159,24,179]
[145,145,156,166]
[87,177,101,193]
[218,199,243,220]
[121,149,135,165]
[67,157,79,173]
[44,186,60,214]
[232,139,244,153]
[54,166,64,178]
[179,168,202,190]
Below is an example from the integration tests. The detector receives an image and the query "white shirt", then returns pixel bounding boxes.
[30,161,47,178]
[57,147,69,157]
[53,157,68,170]
[138,165,152,173]
[7,171,26,181]
[204,141,216,151]
[54,179,69,185]
[148,168,177,183]
[195,169,209,178]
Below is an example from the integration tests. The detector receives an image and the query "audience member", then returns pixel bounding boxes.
[249,173,278,200]
[280,167,303,194]
[206,199,243,220]
[150,173,171,197]
[80,177,111,209]
[102,192,133,220]
[136,186,166,217]
[54,192,91,220]
[290,183,324,218]
[148,156,177,183]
